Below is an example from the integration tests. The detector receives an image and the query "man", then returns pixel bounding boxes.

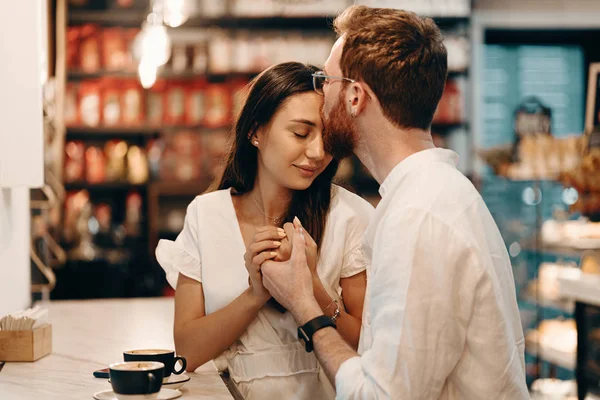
[261,5,529,400]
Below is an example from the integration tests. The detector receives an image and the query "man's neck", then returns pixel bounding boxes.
[355,119,435,185]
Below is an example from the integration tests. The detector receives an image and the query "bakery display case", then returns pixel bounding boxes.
[473,10,600,394]
[557,251,600,400]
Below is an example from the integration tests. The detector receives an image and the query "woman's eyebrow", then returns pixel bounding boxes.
[290,118,317,127]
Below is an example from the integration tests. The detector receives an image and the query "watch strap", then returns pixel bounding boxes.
[297,315,336,352]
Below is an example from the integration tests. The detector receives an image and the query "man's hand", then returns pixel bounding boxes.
[261,218,320,322]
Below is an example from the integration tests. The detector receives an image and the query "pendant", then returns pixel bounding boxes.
[272,216,282,225]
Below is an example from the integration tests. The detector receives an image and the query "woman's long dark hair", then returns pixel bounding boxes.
[214,62,339,250]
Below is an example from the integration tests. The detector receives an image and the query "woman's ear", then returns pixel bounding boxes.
[251,126,265,148]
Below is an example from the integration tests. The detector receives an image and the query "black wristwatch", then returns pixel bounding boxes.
[297,315,336,353]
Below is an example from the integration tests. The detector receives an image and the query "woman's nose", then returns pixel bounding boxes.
[306,134,325,161]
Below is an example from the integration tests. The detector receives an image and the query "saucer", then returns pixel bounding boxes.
[93,388,182,400]
[163,374,190,390]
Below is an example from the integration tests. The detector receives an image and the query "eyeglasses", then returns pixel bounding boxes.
[311,71,356,96]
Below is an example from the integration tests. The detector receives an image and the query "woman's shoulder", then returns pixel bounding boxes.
[329,185,374,224]
[188,188,231,209]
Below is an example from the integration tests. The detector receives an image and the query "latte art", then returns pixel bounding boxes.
[125,349,171,355]
[110,361,164,371]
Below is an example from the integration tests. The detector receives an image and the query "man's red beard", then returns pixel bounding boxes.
[322,91,359,160]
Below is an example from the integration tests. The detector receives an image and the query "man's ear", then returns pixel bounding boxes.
[347,82,371,117]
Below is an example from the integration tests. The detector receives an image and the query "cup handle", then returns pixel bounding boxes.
[173,356,187,375]
[147,373,155,393]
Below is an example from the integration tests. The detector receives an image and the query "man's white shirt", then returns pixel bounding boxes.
[336,148,529,399]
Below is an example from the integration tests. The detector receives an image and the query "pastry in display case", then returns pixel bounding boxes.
[560,129,600,222]
[526,318,578,358]
[541,219,600,250]
[524,262,578,307]
[581,251,600,276]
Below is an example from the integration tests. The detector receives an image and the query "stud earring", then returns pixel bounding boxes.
[253,140,259,145]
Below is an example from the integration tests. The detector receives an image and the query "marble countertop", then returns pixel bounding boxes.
[0,297,233,400]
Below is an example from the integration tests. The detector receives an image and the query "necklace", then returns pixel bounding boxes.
[251,193,283,225]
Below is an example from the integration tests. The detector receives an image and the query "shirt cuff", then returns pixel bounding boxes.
[335,356,363,399]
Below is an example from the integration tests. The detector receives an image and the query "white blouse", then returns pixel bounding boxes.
[156,186,373,400]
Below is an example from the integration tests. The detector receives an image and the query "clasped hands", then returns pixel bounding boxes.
[244,218,316,314]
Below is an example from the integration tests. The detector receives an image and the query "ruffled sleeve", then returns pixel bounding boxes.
[337,188,373,279]
[155,198,202,289]
[340,244,369,278]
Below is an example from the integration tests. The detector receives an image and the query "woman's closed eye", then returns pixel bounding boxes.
[293,131,309,139]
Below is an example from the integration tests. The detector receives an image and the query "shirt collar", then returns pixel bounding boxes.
[378,148,459,198]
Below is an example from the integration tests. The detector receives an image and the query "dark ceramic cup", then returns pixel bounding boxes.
[123,349,186,381]
[108,361,164,399]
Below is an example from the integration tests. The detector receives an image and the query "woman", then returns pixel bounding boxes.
[156,62,373,400]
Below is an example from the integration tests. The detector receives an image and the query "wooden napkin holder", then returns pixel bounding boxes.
[0,323,52,361]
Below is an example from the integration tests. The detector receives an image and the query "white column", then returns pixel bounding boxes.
[0,1,46,316]
[0,189,31,317]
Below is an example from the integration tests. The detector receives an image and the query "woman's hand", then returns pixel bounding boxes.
[274,223,293,262]
[244,226,286,303]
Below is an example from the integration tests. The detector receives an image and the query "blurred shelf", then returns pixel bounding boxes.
[149,180,212,197]
[66,125,227,137]
[525,335,575,370]
[65,247,132,264]
[68,11,336,29]
[558,272,600,307]
[448,69,469,78]
[521,239,586,259]
[67,69,258,82]
[430,16,471,28]
[431,122,468,131]
[158,230,179,239]
[66,126,160,136]
[68,11,469,30]
[521,294,574,313]
[68,9,157,26]
[64,182,147,191]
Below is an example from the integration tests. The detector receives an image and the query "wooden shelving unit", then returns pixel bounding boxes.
[58,1,473,298]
